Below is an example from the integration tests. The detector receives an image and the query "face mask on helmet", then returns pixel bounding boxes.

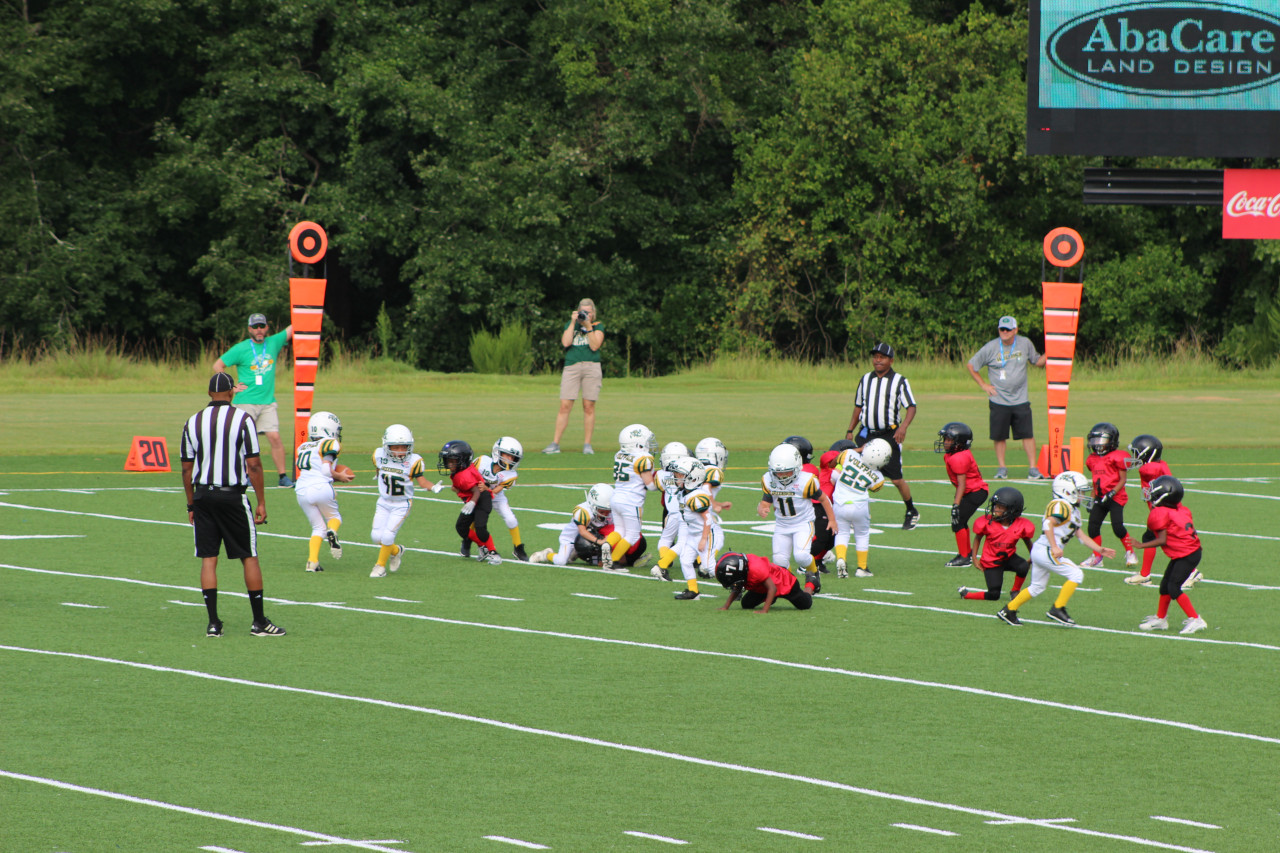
[492,436,523,470]
[308,411,342,442]
[714,553,749,589]
[660,442,690,472]
[382,425,414,462]
[586,483,614,519]
[768,444,803,486]
[1088,423,1119,455]
[694,437,728,469]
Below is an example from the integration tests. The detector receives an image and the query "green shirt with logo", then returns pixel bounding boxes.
[219,330,290,404]
[563,321,604,366]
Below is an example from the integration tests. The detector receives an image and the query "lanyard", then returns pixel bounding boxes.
[250,339,264,366]
[999,339,1012,368]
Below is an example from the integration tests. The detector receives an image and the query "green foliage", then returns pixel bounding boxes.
[469,322,534,375]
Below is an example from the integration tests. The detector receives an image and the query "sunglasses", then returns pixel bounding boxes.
[250,324,267,329]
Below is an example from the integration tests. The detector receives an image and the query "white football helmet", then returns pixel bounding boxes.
[860,438,892,471]
[308,411,342,441]
[586,483,614,520]
[492,436,524,470]
[618,423,657,458]
[768,443,803,486]
[659,441,690,472]
[382,424,414,462]
[671,456,707,491]
[1051,471,1092,508]
[694,437,728,469]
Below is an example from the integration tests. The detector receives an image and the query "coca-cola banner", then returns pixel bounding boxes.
[1223,169,1280,239]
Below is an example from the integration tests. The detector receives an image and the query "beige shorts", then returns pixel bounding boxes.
[559,362,603,402]
[236,402,280,434]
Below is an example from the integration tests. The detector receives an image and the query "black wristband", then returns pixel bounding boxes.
[187,503,195,512]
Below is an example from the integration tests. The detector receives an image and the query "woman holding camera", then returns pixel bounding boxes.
[543,299,604,455]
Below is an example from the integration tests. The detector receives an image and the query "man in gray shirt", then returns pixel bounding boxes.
[966,315,1045,480]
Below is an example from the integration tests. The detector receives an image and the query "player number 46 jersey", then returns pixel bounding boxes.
[1037,498,1082,549]
[372,448,426,501]
[762,470,821,525]
[295,438,340,485]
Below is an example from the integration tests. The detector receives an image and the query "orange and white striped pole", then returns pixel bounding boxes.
[1040,227,1084,477]
[287,221,328,474]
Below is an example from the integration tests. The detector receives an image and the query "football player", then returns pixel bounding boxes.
[757,443,836,595]
[784,435,832,573]
[609,424,659,565]
[433,440,501,565]
[1130,476,1208,634]
[935,422,989,568]
[694,437,732,576]
[294,411,355,572]
[1124,434,1190,587]
[370,424,441,578]
[829,439,890,579]
[1082,422,1136,569]
[714,552,814,613]
[669,456,713,600]
[474,436,529,561]
[997,471,1113,626]
[960,486,1034,602]
[650,441,690,581]
[530,484,617,568]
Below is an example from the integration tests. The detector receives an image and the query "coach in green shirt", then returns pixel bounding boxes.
[543,298,604,455]
[214,313,295,486]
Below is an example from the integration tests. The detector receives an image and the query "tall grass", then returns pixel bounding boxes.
[469,323,534,375]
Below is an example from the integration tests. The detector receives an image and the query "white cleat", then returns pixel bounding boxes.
[1081,553,1104,568]
[530,549,551,564]
[854,568,874,578]
[388,546,403,573]
[1138,615,1168,631]
[1125,550,1137,566]
[1183,569,1204,589]
[1180,616,1208,635]
[326,529,343,560]
[370,564,387,578]
[836,559,848,579]
[1124,573,1153,586]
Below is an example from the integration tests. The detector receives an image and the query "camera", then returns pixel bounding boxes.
[577,310,589,324]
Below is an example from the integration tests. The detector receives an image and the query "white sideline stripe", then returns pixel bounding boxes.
[0,769,418,852]
[1151,816,1222,829]
[571,593,617,600]
[375,596,422,603]
[478,595,523,601]
[0,649,1222,853]
[624,831,688,844]
[0,534,84,540]
[483,836,548,849]
[863,588,912,596]
[758,826,823,840]
[62,602,107,609]
[893,823,958,836]
[201,846,248,853]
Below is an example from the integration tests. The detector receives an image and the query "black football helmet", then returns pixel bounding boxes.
[828,439,858,454]
[986,486,1025,522]
[715,553,749,589]
[437,440,474,475]
[783,435,814,465]
[1148,475,1183,508]
[1088,422,1120,455]
[1127,434,1163,466]
[934,422,974,454]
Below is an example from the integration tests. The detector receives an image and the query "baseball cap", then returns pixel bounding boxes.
[998,315,1017,330]
[209,373,236,393]
[247,313,268,327]
[870,342,895,358]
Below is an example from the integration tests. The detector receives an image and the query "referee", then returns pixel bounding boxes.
[845,342,920,530]
[180,372,285,637]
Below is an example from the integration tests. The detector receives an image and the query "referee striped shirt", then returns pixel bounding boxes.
[180,402,261,488]
[854,369,916,431]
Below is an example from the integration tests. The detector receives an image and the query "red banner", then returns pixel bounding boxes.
[1223,169,1280,239]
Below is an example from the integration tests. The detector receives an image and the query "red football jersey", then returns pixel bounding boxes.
[1138,460,1173,505]
[817,450,839,500]
[1146,503,1201,559]
[973,515,1036,570]
[744,553,798,595]
[449,464,485,501]
[945,449,988,495]
[1086,450,1130,505]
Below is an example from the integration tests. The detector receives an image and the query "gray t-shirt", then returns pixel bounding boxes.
[968,335,1041,406]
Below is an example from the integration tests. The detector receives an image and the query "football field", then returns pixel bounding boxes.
[2,378,1279,852]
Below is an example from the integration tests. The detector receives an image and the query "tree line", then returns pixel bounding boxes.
[3,0,1277,374]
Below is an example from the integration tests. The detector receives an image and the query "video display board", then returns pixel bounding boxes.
[1028,1,1280,156]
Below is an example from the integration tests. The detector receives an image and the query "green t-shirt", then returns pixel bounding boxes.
[563,321,604,366]
[219,330,290,404]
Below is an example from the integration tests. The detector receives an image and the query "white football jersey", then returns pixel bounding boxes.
[474,455,518,491]
[762,469,821,527]
[702,464,724,500]
[831,449,885,504]
[372,448,426,502]
[295,438,341,487]
[1036,498,1082,549]
[679,486,713,529]
[612,451,655,504]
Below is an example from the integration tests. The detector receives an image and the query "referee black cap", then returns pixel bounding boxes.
[870,342,895,358]
[209,372,236,393]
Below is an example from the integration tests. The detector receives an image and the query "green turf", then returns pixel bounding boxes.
[3,376,1278,852]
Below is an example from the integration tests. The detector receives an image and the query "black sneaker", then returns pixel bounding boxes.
[816,558,831,575]
[996,606,1021,626]
[460,541,472,558]
[250,620,286,637]
[805,570,821,595]
[326,529,343,560]
[673,589,701,600]
[903,509,920,530]
[944,554,973,568]
[206,620,223,638]
[1047,606,1077,626]
[513,545,529,562]
[278,474,294,488]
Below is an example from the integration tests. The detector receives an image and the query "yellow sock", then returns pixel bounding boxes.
[377,544,394,566]
[1009,589,1033,611]
[657,547,677,569]
[1054,580,1078,609]
[606,531,622,547]
[835,544,847,560]
[687,578,698,594]
[308,536,322,562]
[327,517,341,533]
[610,535,630,562]
[510,526,522,547]
[856,550,868,570]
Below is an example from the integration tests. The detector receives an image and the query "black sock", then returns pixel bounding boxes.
[202,588,219,622]
[248,589,265,623]
[905,499,916,513]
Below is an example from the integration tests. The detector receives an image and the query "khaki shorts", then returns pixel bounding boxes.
[559,362,603,402]
[236,402,280,434]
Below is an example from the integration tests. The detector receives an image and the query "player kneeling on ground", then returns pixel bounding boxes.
[530,484,620,569]
[959,486,1034,602]
[714,552,814,614]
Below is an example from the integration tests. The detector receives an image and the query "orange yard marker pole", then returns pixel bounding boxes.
[288,222,328,475]
[1041,228,1084,477]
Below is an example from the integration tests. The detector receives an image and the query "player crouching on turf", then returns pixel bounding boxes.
[371,424,442,578]
[959,487,1034,602]
[530,483,619,568]
[475,436,529,561]
[1131,475,1208,635]
[997,471,1113,627]
[433,440,502,565]
[295,411,356,572]
[714,552,813,613]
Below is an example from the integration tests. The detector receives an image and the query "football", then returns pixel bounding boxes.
[333,464,354,480]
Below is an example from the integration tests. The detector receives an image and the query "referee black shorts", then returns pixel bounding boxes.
[855,428,904,480]
[192,488,256,559]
